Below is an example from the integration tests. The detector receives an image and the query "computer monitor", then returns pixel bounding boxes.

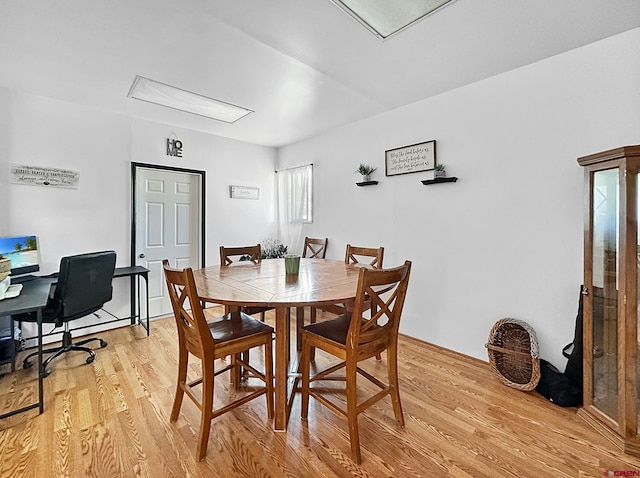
[0,235,41,277]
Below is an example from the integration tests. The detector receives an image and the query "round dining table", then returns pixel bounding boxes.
[191,258,364,431]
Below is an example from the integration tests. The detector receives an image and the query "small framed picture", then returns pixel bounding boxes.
[385,140,436,177]
[229,185,259,200]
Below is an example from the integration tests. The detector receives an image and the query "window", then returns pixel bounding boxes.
[277,164,313,253]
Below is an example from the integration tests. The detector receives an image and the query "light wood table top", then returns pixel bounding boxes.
[192,258,364,430]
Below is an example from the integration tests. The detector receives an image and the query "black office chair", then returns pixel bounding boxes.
[17,250,117,376]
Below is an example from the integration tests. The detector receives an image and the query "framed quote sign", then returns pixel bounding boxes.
[229,185,260,200]
[385,140,436,176]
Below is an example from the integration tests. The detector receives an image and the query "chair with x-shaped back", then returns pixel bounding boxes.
[163,260,274,461]
[301,260,412,464]
[309,244,384,320]
[302,237,328,259]
[219,244,273,321]
[303,244,385,360]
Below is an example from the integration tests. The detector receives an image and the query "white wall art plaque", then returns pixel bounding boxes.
[229,185,259,200]
[11,164,80,189]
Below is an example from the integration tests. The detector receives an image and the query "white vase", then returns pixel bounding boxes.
[362,174,370,182]
[434,170,446,179]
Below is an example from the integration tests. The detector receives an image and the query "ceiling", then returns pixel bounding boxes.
[1,0,639,148]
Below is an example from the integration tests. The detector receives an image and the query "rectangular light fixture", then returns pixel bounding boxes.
[127,75,253,123]
[330,0,456,40]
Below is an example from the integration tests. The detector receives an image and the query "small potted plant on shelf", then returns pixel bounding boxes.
[434,163,446,179]
[355,163,377,182]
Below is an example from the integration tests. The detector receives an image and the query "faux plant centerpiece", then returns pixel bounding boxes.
[261,238,288,259]
[355,163,377,182]
[239,238,288,261]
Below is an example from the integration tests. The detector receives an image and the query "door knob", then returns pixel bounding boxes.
[138,253,145,259]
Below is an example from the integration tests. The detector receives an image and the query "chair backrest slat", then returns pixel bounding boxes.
[219,245,262,265]
[347,261,411,353]
[302,237,328,259]
[344,244,384,269]
[163,260,213,359]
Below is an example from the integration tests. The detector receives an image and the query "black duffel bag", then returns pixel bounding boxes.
[535,359,581,407]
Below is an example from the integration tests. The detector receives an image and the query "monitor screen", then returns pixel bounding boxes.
[0,235,41,276]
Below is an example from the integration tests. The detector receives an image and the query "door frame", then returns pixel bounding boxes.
[130,161,206,272]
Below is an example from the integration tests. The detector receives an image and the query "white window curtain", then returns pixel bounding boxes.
[277,164,312,255]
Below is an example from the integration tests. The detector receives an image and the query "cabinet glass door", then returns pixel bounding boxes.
[591,168,619,420]
[637,172,640,434]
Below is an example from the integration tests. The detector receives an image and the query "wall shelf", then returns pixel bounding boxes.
[356,181,378,187]
[421,177,458,185]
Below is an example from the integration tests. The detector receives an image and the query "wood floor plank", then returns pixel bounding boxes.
[2,313,640,477]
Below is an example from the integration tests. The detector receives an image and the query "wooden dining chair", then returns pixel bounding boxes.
[344,244,384,269]
[162,260,274,461]
[219,244,272,321]
[294,237,328,348]
[308,244,384,322]
[302,237,328,259]
[219,244,262,265]
[301,244,385,360]
[301,260,412,464]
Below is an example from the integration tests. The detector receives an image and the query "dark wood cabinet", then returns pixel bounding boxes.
[578,145,640,455]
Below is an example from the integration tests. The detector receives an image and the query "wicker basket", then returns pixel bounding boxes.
[486,318,540,391]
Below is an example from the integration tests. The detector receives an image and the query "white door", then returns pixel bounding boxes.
[134,166,203,318]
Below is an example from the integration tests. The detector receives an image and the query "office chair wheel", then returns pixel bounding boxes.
[86,355,95,364]
[99,340,108,348]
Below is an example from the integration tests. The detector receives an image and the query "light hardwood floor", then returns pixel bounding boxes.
[1,308,639,478]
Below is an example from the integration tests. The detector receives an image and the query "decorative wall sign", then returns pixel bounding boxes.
[166,137,183,157]
[229,185,260,200]
[385,140,436,176]
[10,164,80,189]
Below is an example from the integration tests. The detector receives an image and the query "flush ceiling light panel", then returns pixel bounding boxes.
[330,0,456,40]
[127,76,253,123]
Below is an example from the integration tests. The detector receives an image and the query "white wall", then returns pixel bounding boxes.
[278,28,640,367]
[0,91,277,340]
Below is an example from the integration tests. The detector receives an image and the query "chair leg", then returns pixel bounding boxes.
[22,329,101,374]
[76,336,108,348]
[170,348,188,422]
[309,307,317,362]
[264,334,274,419]
[387,344,405,427]
[38,345,94,376]
[296,307,304,352]
[301,334,310,420]
[233,353,243,386]
[346,361,361,464]
[22,344,64,370]
[196,360,214,461]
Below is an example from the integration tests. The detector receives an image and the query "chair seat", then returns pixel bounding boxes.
[207,312,273,342]
[303,314,378,346]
